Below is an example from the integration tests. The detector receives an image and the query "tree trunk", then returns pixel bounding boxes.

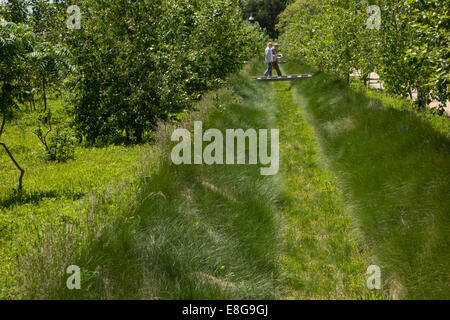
[125,128,130,142]
[0,143,25,191]
[31,94,36,112]
[42,76,47,113]
[407,87,413,100]
[0,114,5,139]
[0,114,25,191]
[135,125,143,143]
[416,88,428,109]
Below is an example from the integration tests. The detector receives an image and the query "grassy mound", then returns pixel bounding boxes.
[47,62,281,299]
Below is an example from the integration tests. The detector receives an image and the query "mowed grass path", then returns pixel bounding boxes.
[284,62,450,299]
[275,77,384,299]
[48,62,382,299]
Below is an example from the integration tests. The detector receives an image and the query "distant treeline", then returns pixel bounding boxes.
[240,0,289,39]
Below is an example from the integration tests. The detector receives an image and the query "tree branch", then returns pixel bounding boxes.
[17,122,51,152]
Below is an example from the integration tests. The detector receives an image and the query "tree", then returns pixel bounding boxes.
[28,0,67,44]
[404,0,449,113]
[0,0,28,24]
[240,0,289,38]
[377,0,426,103]
[66,0,265,144]
[27,41,73,112]
[278,0,449,112]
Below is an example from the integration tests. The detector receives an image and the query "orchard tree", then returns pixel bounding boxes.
[377,0,426,103]
[278,0,327,69]
[67,0,264,144]
[27,42,73,112]
[29,0,67,42]
[404,0,449,113]
[279,0,448,112]
[276,0,324,34]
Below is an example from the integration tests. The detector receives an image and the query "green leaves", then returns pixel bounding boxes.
[279,0,449,113]
[0,21,35,115]
[67,0,265,144]
[404,0,449,112]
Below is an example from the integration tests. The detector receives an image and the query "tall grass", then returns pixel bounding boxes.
[47,62,282,299]
[6,59,441,299]
[46,61,388,300]
[0,97,152,299]
[274,75,385,300]
[285,61,450,299]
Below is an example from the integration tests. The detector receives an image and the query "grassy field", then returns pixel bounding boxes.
[284,61,450,299]
[46,63,282,299]
[41,61,385,299]
[0,98,152,299]
[3,59,446,299]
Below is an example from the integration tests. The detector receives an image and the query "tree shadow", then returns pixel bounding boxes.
[0,190,85,209]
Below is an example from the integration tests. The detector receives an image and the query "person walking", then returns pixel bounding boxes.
[264,42,273,77]
[272,44,282,77]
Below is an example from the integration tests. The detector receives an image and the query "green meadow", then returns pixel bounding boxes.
[27,62,385,300]
[1,60,448,299]
[0,97,151,299]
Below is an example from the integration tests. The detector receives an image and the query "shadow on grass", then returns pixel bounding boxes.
[42,62,280,300]
[287,64,450,299]
[0,190,85,209]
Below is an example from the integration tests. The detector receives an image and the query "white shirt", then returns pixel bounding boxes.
[265,47,273,64]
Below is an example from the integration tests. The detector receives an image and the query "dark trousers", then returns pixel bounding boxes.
[264,63,273,77]
[272,61,282,76]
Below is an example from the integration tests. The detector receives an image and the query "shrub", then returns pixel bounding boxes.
[45,126,77,162]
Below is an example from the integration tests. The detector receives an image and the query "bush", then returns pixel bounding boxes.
[45,126,77,162]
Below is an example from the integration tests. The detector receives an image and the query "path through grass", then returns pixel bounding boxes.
[47,62,384,300]
[284,62,450,299]
[49,64,281,299]
[275,77,385,299]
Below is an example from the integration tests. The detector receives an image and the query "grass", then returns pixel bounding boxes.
[42,61,385,300]
[47,62,281,299]
[274,73,385,300]
[0,97,152,299]
[4,58,442,300]
[284,61,450,299]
